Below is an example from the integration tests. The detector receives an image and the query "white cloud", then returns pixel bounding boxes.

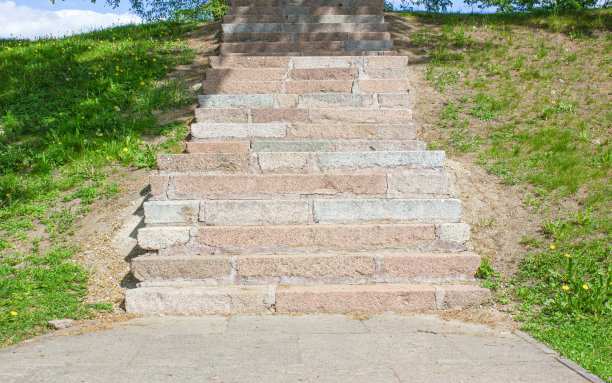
[0,1,142,40]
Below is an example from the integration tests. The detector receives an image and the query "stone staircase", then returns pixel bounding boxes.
[124,0,488,314]
[221,0,394,55]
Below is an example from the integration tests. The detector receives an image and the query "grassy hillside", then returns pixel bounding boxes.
[0,21,200,345]
[391,10,611,380]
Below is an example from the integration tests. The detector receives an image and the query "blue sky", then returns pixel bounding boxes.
[18,0,133,12]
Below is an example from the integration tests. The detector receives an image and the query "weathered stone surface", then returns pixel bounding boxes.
[313,199,462,224]
[439,284,490,309]
[204,200,311,225]
[309,108,412,123]
[191,123,287,139]
[345,40,393,52]
[276,284,437,313]
[251,140,332,152]
[125,285,270,314]
[47,319,76,330]
[393,171,450,195]
[237,253,376,279]
[285,80,353,94]
[138,227,190,250]
[144,201,200,224]
[291,56,353,69]
[377,124,419,140]
[383,253,480,279]
[298,93,375,108]
[291,124,378,139]
[197,224,435,251]
[186,141,251,153]
[258,152,313,172]
[358,79,410,93]
[210,56,290,68]
[202,80,282,94]
[156,153,250,172]
[377,93,411,108]
[194,108,248,123]
[198,94,275,108]
[149,174,169,198]
[251,108,309,123]
[366,56,408,67]
[330,139,426,152]
[365,67,409,79]
[206,68,287,82]
[435,223,471,243]
[171,174,387,197]
[290,68,358,81]
[285,14,384,23]
[222,23,282,33]
[131,255,232,281]
[277,94,299,108]
[316,151,445,169]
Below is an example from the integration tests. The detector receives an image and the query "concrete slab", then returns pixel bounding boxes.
[0,314,596,383]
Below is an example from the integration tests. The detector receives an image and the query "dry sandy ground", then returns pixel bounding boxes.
[70,18,540,330]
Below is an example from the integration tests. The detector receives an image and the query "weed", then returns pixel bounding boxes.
[0,21,201,346]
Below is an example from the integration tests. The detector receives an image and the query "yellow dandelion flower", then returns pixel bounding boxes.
[5,193,9,197]
[81,116,85,119]
[564,253,571,258]
[164,65,168,69]
[10,311,18,316]
[550,245,556,250]
[140,81,144,85]
[59,112,63,116]
[115,73,118,76]
[152,58,156,62]
[582,284,588,290]
[114,106,119,109]
[88,46,92,49]
[58,142,62,145]
[562,285,569,291]
[123,147,128,152]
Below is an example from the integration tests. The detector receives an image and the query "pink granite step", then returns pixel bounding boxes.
[131,252,481,283]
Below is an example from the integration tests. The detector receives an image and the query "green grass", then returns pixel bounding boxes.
[395,9,611,381]
[0,21,200,346]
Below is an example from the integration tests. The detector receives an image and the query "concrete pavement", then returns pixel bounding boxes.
[0,313,602,383]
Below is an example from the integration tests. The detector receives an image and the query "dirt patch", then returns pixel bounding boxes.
[388,14,545,277]
[70,21,221,312]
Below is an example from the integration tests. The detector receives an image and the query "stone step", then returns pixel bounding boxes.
[204,67,408,82]
[221,51,398,57]
[219,40,392,54]
[143,198,461,225]
[125,282,488,314]
[157,150,443,173]
[209,55,408,69]
[131,252,481,283]
[150,170,451,200]
[138,222,470,253]
[229,0,386,7]
[226,6,384,15]
[222,23,388,34]
[194,106,412,125]
[185,141,251,153]
[156,153,250,172]
[250,139,426,152]
[224,15,384,24]
[222,31,391,42]
[190,122,419,140]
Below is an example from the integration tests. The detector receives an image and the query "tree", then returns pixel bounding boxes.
[53,0,229,21]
